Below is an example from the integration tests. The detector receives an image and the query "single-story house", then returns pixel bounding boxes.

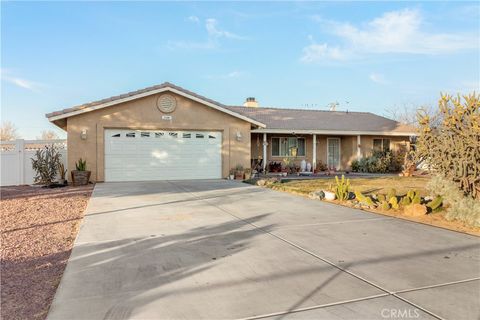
[46,82,416,182]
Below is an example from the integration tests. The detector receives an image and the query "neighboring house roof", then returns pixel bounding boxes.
[225,106,416,136]
[46,82,266,128]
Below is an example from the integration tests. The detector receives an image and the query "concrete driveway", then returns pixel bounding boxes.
[48,180,480,320]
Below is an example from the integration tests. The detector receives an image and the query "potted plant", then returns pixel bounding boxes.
[71,158,91,186]
[234,164,244,180]
[229,168,235,180]
[58,162,67,185]
[244,168,252,180]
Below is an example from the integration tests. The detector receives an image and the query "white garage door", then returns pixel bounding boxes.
[105,129,222,181]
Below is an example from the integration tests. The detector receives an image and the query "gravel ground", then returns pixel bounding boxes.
[1,184,93,320]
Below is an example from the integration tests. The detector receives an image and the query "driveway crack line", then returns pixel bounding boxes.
[392,277,480,295]
[239,293,389,320]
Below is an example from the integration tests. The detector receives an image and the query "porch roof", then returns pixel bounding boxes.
[225,106,416,136]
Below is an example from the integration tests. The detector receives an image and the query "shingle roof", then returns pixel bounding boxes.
[225,106,416,133]
[46,81,415,134]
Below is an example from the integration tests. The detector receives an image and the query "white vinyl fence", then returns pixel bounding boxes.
[0,139,67,186]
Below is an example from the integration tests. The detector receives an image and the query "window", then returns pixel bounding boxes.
[373,138,390,152]
[208,135,216,139]
[111,133,120,138]
[271,137,306,157]
[169,132,178,138]
[155,132,164,138]
[195,133,204,139]
[182,133,191,138]
[141,132,150,137]
[126,132,135,138]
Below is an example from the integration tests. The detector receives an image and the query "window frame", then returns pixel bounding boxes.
[373,138,391,152]
[270,137,306,157]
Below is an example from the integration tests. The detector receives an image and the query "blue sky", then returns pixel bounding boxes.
[2,1,479,139]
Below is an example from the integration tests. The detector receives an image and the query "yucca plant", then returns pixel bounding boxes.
[333,175,350,201]
[75,158,87,171]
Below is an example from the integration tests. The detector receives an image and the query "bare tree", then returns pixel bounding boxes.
[38,130,59,140]
[385,103,440,128]
[0,121,20,141]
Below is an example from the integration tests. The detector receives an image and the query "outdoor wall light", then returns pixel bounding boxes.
[236,131,243,141]
[80,129,88,140]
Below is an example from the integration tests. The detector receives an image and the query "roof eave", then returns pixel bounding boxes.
[251,128,417,136]
[46,86,266,128]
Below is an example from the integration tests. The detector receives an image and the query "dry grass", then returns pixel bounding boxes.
[270,176,430,197]
[0,185,93,320]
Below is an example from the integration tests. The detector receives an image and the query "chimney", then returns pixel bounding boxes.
[243,97,259,108]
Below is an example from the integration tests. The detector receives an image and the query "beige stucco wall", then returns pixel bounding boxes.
[251,133,410,171]
[359,136,410,158]
[66,92,252,182]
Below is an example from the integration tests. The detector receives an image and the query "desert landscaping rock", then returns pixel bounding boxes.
[404,203,428,217]
[1,185,93,320]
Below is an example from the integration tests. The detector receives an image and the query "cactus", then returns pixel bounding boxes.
[406,190,416,199]
[334,175,350,201]
[426,195,443,212]
[386,189,397,201]
[354,190,376,207]
[412,192,421,204]
[380,201,391,210]
[400,195,411,206]
[389,196,399,210]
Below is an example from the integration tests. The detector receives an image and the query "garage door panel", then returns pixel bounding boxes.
[105,129,222,181]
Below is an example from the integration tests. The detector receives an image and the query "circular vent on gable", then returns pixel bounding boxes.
[157,94,177,113]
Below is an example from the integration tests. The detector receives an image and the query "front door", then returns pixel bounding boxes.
[327,138,341,170]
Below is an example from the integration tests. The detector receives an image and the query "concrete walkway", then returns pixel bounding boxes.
[48,180,480,320]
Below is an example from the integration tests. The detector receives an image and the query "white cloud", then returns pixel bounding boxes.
[302,8,479,62]
[1,69,42,92]
[168,18,246,50]
[369,73,388,85]
[205,18,245,40]
[301,34,351,63]
[205,70,246,79]
[187,16,200,23]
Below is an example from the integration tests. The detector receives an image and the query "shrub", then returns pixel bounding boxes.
[351,151,398,173]
[316,160,328,171]
[416,93,480,198]
[31,145,62,186]
[427,175,480,227]
[351,159,360,172]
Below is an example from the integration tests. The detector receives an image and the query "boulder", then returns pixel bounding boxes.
[309,190,325,200]
[404,204,427,217]
[324,191,336,201]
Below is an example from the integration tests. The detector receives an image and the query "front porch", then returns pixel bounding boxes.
[250,132,410,174]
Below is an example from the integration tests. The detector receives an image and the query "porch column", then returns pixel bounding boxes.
[262,133,267,173]
[357,135,362,160]
[312,134,317,171]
